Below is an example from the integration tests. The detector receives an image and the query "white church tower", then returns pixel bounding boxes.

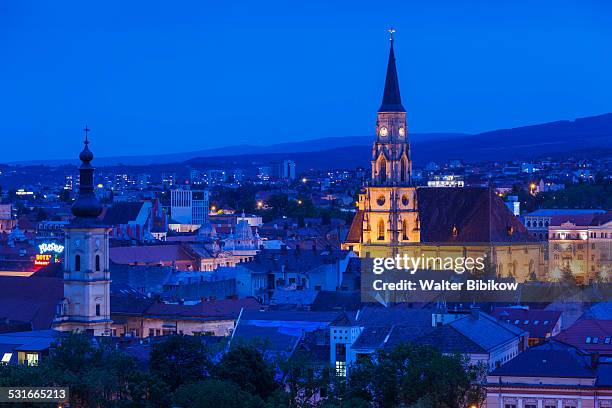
[53,128,112,336]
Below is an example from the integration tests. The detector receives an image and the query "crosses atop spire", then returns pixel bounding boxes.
[83,125,90,144]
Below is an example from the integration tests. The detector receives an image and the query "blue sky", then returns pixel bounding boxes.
[1,0,611,161]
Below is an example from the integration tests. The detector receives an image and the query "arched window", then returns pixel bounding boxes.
[402,219,408,240]
[95,255,101,271]
[400,158,406,182]
[379,157,387,183]
[75,254,81,271]
[377,219,385,241]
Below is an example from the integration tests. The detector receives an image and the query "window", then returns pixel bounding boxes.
[534,320,539,325]
[504,404,516,408]
[379,157,387,183]
[335,361,346,377]
[75,254,81,271]
[400,158,406,182]
[95,255,100,271]
[586,336,592,343]
[1,353,11,364]
[593,337,599,344]
[514,320,520,324]
[402,219,408,240]
[25,353,39,366]
[605,337,611,344]
[378,219,385,241]
[96,304,101,317]
[524,320,529,324]
[525,404,537,408]
[543,320,549,325]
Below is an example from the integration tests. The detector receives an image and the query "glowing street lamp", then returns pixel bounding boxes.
[257,201,264,209]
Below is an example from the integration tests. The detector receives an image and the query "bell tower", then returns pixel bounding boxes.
[372,29,412,186]
[346,31,420,257]
[53,127,112,336]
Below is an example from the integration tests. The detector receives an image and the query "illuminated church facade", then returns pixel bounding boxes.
[343,35,545,282]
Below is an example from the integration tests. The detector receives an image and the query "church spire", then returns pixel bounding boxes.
[71,126,103,220]
[378,29,405,113]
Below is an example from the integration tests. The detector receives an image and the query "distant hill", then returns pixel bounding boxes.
[183,113,612,170]
[8,133,465,166]
[8,113,612,167]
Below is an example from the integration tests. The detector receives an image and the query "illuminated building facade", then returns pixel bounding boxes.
[548,212,612,284]
[342,35,544,281]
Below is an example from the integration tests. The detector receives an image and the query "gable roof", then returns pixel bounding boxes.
[0,276,63,330]
[490,340,595,379]
[491,307,562,339]
[449,311,525,351]
[555,319,612,353]
[416,187,535,243]
[101,202,146,225]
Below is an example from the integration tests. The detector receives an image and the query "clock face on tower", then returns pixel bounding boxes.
[399,127,405,137]
[379,126,388,137]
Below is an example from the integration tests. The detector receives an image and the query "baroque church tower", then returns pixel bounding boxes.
[54,129,112,335]
[346,33,420,256]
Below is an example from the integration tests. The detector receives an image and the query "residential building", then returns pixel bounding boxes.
[548,212,612,283]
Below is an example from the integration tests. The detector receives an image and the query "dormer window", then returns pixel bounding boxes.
[452,226,458,238]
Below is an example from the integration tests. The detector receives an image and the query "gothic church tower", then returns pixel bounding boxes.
[53,130,112,336]
[347,33,420,256]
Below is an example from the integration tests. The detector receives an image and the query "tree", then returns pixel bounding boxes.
[346,343,481,408]
[173,379,264,408]
[214,345,278,400]
[149,335,211,390]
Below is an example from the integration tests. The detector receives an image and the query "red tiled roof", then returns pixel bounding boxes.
[0,276,63,330]
[345,211,364,244]
[491,307,561,339]
[144,298,260,320]
[109,245,194,264]
[555,319,612,353]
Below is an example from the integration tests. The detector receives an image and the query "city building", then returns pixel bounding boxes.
[486,340,612,408]
[523,209,605,241]
[170,188,209,225]
[548,211,612,284]
[491,306,562,346]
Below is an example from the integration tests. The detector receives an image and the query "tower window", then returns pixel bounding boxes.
[378,219,385,240]
[401,159,406,182]
[402,219,408,240]
[95,255,101,271]
[96,304,101,316]
[379,157,387,183]
[75,254,81,271]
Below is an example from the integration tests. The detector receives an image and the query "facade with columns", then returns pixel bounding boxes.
[342,36,545,282]
[53,132,112,336]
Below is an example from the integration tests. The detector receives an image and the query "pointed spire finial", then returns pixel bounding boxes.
[83,125,90,145]
[378,29,405,113]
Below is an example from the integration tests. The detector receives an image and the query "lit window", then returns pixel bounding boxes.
[514,320,520,324]
[605,337,611,344]
[533,320,539,325]
[335,361,346,377]
[593,337,599,344]
[524,320,529,324]
[543,320,549,325]
[586,337,592,344]
[25,353,39,366]
[1,353,11,363]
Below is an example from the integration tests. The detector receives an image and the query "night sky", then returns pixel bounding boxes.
[1,0,612,161]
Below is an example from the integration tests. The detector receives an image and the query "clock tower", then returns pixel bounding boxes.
[53,129,112,336]
[347,33,420,256]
